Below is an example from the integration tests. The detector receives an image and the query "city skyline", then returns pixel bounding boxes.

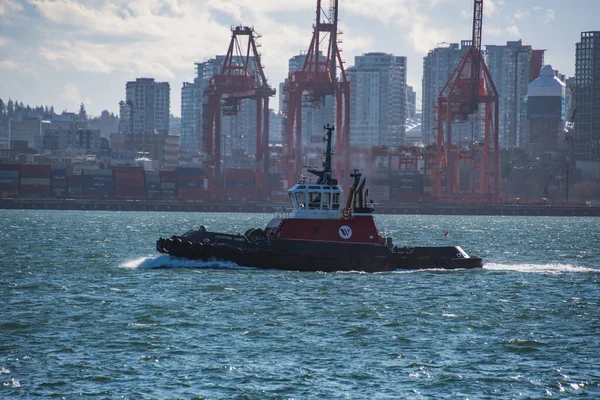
[1,0,598,117]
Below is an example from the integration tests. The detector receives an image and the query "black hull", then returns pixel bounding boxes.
[155,230,483,273]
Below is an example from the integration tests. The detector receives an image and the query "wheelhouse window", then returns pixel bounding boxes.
[295,192,306,209]
[332,192,340,210]
[308,192,321,209]
[322,193,330,210]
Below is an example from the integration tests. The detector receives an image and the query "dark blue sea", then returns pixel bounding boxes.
[1,210,599,399]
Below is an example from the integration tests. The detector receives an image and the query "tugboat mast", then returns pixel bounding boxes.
[308,124,336,185]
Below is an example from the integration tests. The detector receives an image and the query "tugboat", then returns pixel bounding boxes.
[156,125,483,272]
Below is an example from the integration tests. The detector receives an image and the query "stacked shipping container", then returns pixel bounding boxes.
[159,170,177,199]
[224,168,255,188]
[0,162,429,204]
[145,171,160,199]
[222,167,257,202]
[83,169,114,197]
[389,171,424,203]
[0,165,20,197]
[20,164,51,197]
[51,168,68,197]
[176,167,203,200]
[68,168,83,196]
[114,166,145,198]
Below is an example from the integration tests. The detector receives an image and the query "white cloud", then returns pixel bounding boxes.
[514,9,529,20]
[544,9,555,24]
[0,0,22,16]
[485,27,503,37]
[532,6,555,25]
[0,59,35,76]
[61,83,91,111]
[484,0,496,17]
[506,24,520,37]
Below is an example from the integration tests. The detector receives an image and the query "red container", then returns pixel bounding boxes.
[114,166,144,174]
[225,168,255,183]
[160,170,177,182]
[176,173,203,182]
[114,187,146,198]
[0,164,21,172]
[0,184,19,197]
[178,187,204,200]
[20,164,51,179]
[20,184,51,196]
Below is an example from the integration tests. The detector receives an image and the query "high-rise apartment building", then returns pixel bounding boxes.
[180,81,202,154]
[348,52,407,148]
[406,86,417,120]
[574,31,600,178]
[421,42,470,146]
[119,78,170,135]
[526,65,565,155]
[485,40,543,149]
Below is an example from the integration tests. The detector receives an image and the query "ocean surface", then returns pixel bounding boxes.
[1,210,599,399]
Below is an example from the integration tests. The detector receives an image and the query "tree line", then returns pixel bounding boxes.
[0,99,119,138]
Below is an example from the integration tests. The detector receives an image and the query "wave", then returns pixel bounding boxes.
[120,255,252,270]
[483,262,599,274]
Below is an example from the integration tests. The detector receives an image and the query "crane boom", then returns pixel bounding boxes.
[470,0,484,113]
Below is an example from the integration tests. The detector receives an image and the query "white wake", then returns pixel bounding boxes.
[120,255,251,270]
[483,262,598,274]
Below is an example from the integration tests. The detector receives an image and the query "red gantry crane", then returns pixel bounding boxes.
[203,26,276,201]
[435,0,500,203]
[282,0,350,189]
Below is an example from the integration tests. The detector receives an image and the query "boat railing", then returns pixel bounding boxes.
[273,206,292,219]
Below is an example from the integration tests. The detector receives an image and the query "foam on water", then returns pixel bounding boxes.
[484,262,599,274]
[121,255,252,270]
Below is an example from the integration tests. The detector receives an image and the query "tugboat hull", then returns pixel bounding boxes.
[156,230,483,272]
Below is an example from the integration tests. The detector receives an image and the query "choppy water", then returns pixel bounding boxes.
[1,210,600,399]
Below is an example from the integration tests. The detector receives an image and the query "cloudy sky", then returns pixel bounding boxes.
[0,0,598,117]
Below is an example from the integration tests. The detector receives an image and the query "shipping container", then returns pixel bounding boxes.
[176,167,202,175]
[114,186,146,198]
[20,184,51,197]
[146,182,160,198]
[68,175,83,194]
[225,168,255,184]
[0,164,21,172]
[0,177,19,185]
[369,185,391,202]
[145,171,160,183]
[114,166,144,174]
[83,168,113,177]
[160,182,176,189]
[83,175,114,195]
[21,178,51,186]
[52,168,68,178]
[160,170,177,182]
[52,187,67,197]
[0,166,20,197]
[0,170,19,178]
[0,187,19,197]
[177,187,204,200]
[224,181,255,188]
[20,164,51,178]
[160,188,177,197]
